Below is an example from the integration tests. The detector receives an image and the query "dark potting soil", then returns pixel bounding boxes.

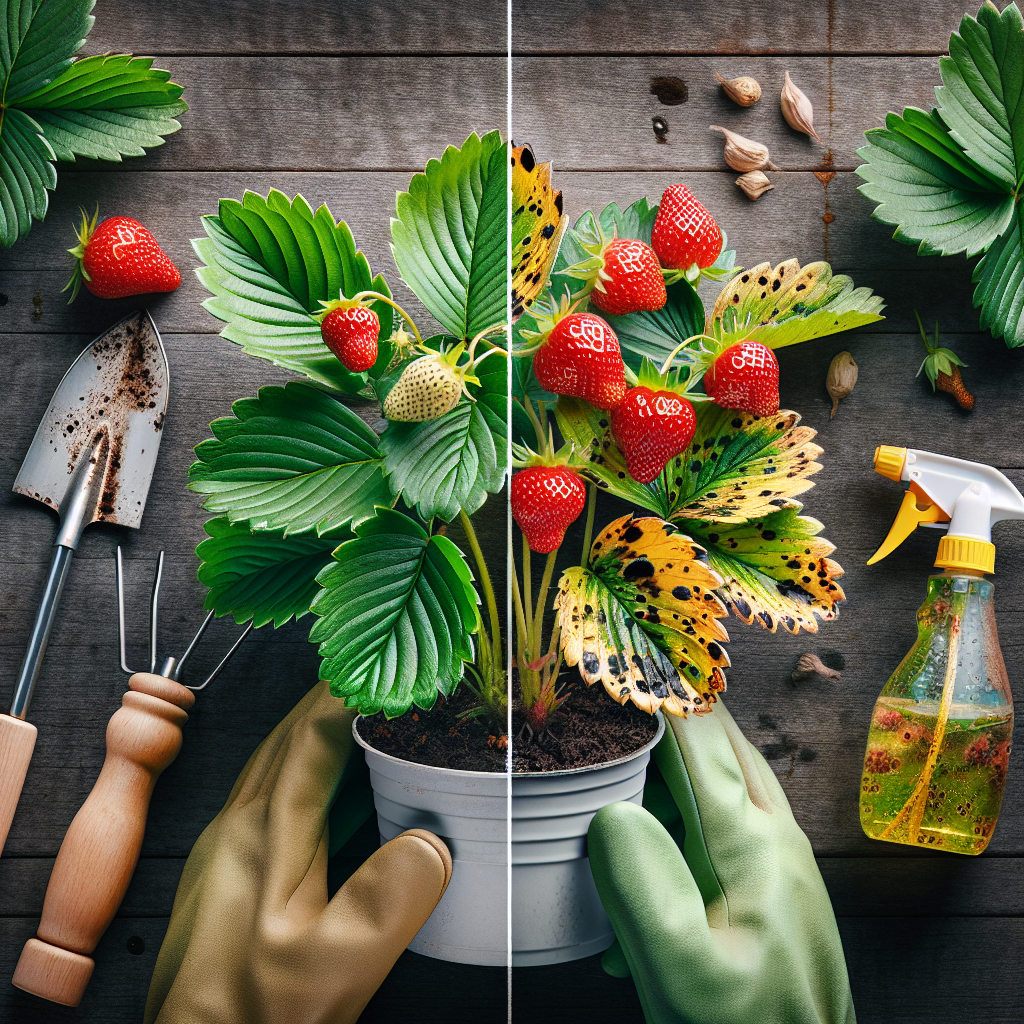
[356,688,507,773]
[512,676,661,773]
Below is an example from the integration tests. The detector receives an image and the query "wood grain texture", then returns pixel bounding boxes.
[85,0,508,55]
[513,55,940,171]
[511,0,990,54]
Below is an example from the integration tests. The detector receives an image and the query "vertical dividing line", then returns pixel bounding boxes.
[505,0,514,1014]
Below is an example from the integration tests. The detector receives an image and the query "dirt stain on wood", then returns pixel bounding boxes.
[815,151,836,260]
[650,75,687,105]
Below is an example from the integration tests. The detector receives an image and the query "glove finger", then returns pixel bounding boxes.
[589,802,712,1019]
[322,828,451,1009]
[600,938,631,979]
[714,699,790,815]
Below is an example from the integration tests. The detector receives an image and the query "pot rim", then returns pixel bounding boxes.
[512,711,666,779]
[352,714,508,779]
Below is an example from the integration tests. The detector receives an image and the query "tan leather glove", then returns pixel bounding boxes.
[144,680,451,1024]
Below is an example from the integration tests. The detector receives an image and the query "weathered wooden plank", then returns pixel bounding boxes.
[513,55,940,172]
[85,0,508,55]
[512,0,976,55]
[512,918,1024,1023]
[54,56,507,173]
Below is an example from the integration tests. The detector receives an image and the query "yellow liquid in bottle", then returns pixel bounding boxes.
[860,697,1012,854]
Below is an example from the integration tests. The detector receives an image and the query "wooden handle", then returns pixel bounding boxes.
[0,714,38,856]
[13,674,194,1007]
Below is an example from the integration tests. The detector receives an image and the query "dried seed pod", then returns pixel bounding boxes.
[715,71,762,107]
[781,71,822,142]
[710,125,775,172]
[826,351,858,418]
[792,653,841,682]
[735,170,773,201]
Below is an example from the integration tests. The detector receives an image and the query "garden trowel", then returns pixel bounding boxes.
[0,310,169,857]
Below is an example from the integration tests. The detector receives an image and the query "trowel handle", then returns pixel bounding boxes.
[12,673,195,1007]
[10,544,75,720]
[0,715,38,855]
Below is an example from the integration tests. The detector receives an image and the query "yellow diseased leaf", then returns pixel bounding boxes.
[556,515,730,717]
[511,143,566,319]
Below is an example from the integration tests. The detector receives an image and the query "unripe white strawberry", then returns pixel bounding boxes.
[383,347,480,422]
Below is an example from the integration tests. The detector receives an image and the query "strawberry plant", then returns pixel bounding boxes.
[188,131,510,731]
[0,0,187,247]
[512,172,886,735]
[856,1,1024,347]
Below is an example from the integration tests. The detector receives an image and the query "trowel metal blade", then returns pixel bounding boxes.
[13,310,169,530]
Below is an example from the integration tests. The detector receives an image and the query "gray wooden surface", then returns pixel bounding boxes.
[0,1,506,1021]
[511,1,1023,1022]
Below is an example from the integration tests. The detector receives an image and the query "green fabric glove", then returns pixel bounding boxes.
[588,699,856,1024]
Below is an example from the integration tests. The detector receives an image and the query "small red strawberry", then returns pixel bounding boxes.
[703,340,779,418]
[320,305,380,372]
[531,311,628,410]
[512,466,587,553]
[610,387,697,483]
[651,184,723,271]
[565,231,668,317]
[65,208,180,302]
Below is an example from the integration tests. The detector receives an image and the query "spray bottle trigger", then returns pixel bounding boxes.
[867,486,949,565]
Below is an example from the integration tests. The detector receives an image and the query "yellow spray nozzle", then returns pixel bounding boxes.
[867,486,948,565]
[873,445,907,481]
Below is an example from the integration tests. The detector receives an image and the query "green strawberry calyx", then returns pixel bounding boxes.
[915,311,964,392]
[660,229,739,286]
[514,291,587,356]
[63,205,101,304]
[561,220,617,301]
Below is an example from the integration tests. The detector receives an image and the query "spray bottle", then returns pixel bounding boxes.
[861,446,1019,854]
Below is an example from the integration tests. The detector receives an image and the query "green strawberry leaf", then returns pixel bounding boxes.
[855,2,1024,346]
[309,508,479,717]
[17,54,187,161]
[379,343,507,522]
[556,514,729,717]
[193,190,394,392]
[0,1,186,246]
[391,130,508,340]
[973,212,1024,347]
[856,107,1013,258]
[684,508,846,635]
[604,278,705,371]
[197,517,343,628]
[709,259,885,349]
[189,381,392,536]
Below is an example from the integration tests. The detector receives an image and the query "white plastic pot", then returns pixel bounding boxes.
[511,714,665,967]
[353,719,508,967]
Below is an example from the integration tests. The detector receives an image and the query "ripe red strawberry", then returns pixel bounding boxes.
[610,387,696,483]
[320,306,379,372]
[703,340,780,418]
[65,209,180,302]
[532,312,628,409]
[651,184,723,271]
[512,466,588,554]
[588,238,667,317]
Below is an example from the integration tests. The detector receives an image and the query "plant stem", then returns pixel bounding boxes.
[581,482,597,562]
[511,548,529,668]
[352,291,425,346]
[532,550,559,663]
[459,510,502,670]
[522,533,532,644]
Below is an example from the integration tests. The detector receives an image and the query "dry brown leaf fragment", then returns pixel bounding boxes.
[826,351,858,418]
[792,653,841,682]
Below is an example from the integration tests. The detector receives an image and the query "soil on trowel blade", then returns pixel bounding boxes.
[512,675,661,773]
[356,688,507,773]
